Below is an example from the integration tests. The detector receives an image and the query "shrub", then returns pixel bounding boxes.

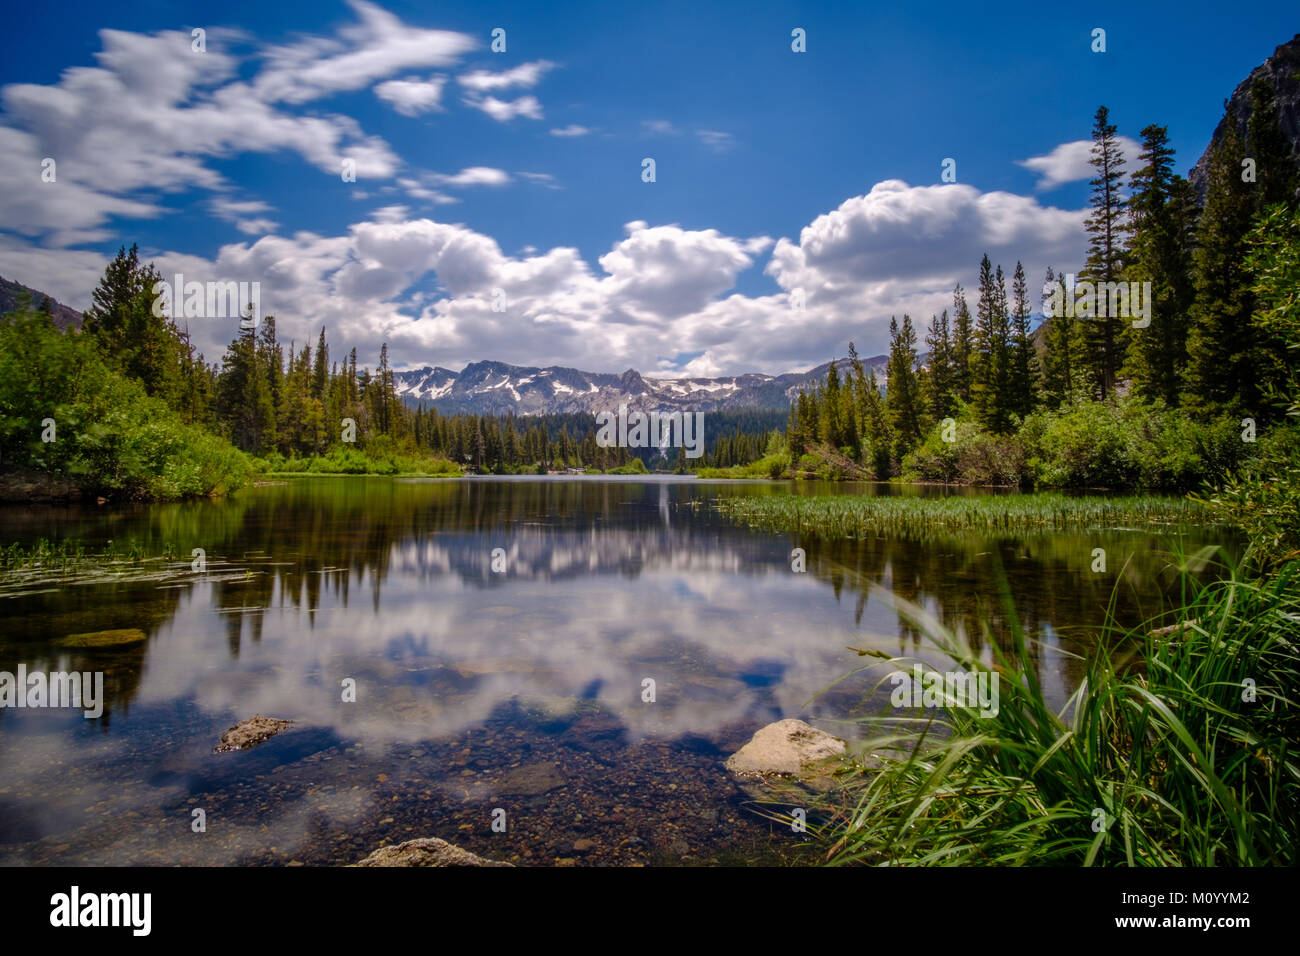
[903,419,1028,487]
[1022,395,1246,491]
[0,309,252,499]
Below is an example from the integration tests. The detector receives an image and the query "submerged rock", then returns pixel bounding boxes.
[214,715,294,753]
[724,718,847,778]
[493,760,566,796]
[354,837,513,867]
[55,628,147,648]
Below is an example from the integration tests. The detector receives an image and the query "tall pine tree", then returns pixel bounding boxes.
[1186,113,1258,415]
[1081,105,1130,399]
[1008,261,1037,419]
[1124,124,1197,406]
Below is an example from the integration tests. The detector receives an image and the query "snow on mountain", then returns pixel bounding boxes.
[392,356,890,415]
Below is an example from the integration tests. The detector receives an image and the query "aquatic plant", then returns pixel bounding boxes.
[776,550,1299,866]
[713,491,1221,538]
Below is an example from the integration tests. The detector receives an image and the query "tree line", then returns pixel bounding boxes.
[786,88,1300,485]
[43,256,788,475]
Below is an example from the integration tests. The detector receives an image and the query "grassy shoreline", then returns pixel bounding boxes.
[713,491,1223,536]
[778,556,1300,866]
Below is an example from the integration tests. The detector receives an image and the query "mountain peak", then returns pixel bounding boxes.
[1189,33,1300,198]
[392,354,890,416]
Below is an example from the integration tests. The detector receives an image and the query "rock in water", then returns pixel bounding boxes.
[493,760,566,796]
[724,718,846,777]
[214,715,293,753]
[55,628,147,648]
[354,838,513,867]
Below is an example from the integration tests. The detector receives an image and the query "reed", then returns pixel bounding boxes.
[771,550,1299,866]
[714,492,1221,539]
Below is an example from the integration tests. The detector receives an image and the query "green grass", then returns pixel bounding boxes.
[713,491,1222,538]
[604,459,650,475]
[256,446,461,477]
[695,452,790,480]
[763,550,1299,866]
[0,537,261,595]
[1,537,152,571]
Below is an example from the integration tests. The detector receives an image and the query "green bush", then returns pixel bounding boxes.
[1197,421,1300,569]
[903,418,1028,487]
[606,457,649,474]
[1023,395,1245,491]
[0,309,252,499]
[695,452,790,479]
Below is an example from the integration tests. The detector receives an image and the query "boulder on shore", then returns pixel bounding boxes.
[214,715,293,753]
[354,837,513,867]
[724,718,847,778]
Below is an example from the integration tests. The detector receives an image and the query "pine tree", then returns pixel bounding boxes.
[971,254,1011,431]
[376,343,396,434]
[786,399,804,458]
[1124,125,1197,406]
[256,317,282,449]
[1008,261,1037,419]
[821,360,844,448]
[950,284,974,403]
[861,367,892,478]
[1081,105,1131,399]
[885,315,923,451]
[312,327,329,400]
[924,310,955,420]
[215,306,273,453]
[1247,77,1300,212]
[1041,266,1077,407]
[1186,114,1258,415]
[82,244,184,406]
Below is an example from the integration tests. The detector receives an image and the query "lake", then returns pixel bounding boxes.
[0,476,1235,866]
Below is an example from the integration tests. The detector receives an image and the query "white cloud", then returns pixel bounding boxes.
[370,204,412,223]
[253,0,475,104]
[0,237,110,310]
[766,180,1084,299]
[549,124,590,137]
[209,197,280,236]
[0,23,408,249]
[696,129,736,152]
[0,127,161,247]
[517,171,559,189]
[1017,136,1143,190]
[641,119,679,135]
[462,93,543,121]
[457,60,556,93]
[598,221,772,319]
[374,75,448,116]
[396,177,459,205]
[429,167,511,187]
[4,172,1091,377]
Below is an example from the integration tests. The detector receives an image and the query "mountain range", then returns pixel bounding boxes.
[0,275,83,331]
[392,356,889,415]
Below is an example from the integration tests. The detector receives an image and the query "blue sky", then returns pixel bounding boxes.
[0,0,1295,375]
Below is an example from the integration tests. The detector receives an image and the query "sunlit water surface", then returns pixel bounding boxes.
[0,476,1234,865]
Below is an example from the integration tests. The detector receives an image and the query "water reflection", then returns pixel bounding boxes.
[0,477,1235,864]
